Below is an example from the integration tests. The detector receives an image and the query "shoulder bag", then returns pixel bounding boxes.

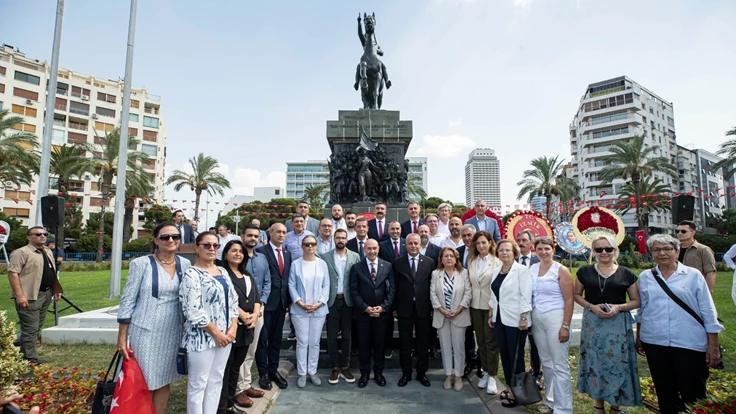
[509,337,542,405]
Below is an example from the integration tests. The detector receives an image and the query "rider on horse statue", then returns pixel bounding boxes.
[354,13,392,110]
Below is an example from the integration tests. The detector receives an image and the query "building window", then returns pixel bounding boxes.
[14,71,40,85]
[11,123,36,133]
[131,99,139,108]
[143,116,159,128]
[96,107,115,118]
[11,104,37,118]
[583,93,633,112]
[13,87,39,101]
[96,92,117,103]
[141,144,157,156]
[129,113,139,122]
[3,208,30,218]
[592,127,629,139]
[52,129,64,143]
[590,112,629,125]
[94,122,115,133]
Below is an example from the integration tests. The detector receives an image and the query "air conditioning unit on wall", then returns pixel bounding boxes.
[91,114,98,119]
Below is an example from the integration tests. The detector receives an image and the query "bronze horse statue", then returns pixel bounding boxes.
[354,13,391,110]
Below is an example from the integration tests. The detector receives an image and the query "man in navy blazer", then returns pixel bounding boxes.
[255,223,292,391]
[173,210,196,244]
[367,202,390,242]
[400,202,424,239]
[350,239,394,388]
[464,200,501,243]
[347,217,371,260]
[379,221,406,263]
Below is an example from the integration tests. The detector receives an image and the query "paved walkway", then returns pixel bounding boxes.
[268,369,493,414]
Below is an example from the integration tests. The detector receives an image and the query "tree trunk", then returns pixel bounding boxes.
[633,175,647,239]
[193,190,202,222]
[123,197,134,243]
[545,191,552,220]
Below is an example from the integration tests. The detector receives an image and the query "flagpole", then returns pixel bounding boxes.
[109,0,138,299]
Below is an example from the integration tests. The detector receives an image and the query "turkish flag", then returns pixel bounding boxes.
[635,230,647,254]
[110,355,155,414]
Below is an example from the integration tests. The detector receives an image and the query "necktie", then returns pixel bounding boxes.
[370,262,377,283]
[521,256,527,266]
[394,241,399,257]
[378,220,383,239]
[359,241,364,258]
[276,248,284,276]
[411,257,416,273]
[413,221,417,233]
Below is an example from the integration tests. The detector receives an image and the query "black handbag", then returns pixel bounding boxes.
[91,352,122,414]
[177,347,188,375]
[509,338,543,405]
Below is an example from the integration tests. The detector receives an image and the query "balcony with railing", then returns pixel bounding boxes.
[56,87,68,96]
[53,119,64,127]
[54,103,67,111]
[144,106,159,115]
[69,107,89,116]
[68,122,88,131]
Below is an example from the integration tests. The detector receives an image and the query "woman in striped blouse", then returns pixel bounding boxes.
[430,247,472,391]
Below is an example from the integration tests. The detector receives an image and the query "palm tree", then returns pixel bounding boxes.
[166,153,231,222]
[599,135,678,237]
[123,172,154,243]
[302,183,330,208]
[0,109,40,187]
[614,177,672,232]
[90,128,150,261]
[517,155,577,220]
[713,127,736,180]
[406,175,427,201]
[49,144,96,192]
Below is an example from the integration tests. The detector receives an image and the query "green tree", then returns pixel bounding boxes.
[166,153,231,222]
[49,144,96,192]
[122,173,154,243]
[421,197,452,211]
[63,194,84,240]
[516,155,578,220]
[302,183,330,209]
[90,128,149,261]
[716,209,736,236]
[713,127,736,180]
[86,212,116,236]
[599,135,678,237]
[0,211,28,253]
[142,204,173,232]
[406,175,427,202]
[613,178,672,232]
[0,109,40,187]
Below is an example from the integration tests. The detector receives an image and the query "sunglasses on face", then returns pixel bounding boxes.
[302,242,317,247]
[594,247,615,253]
[676,229,690,234]
[31,232,48,237]
[198,242,221,250]
[157,234,182,241]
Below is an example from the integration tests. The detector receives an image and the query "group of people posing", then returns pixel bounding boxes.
[116,200,724,414]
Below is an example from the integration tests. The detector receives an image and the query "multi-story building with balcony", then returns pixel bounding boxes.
[0,44,166,239]
[569,76,677,233]
[464,148,501,208]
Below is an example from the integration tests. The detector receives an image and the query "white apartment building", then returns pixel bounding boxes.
[224,187,286,213]
[569,76,677,233]
[0,44,166,239]
[464,148,501,208]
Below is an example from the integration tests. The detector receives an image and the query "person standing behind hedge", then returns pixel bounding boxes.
[181,232,239,414]
[117,221,191,414]
[574,235,641,414]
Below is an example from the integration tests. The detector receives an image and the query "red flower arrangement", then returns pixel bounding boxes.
[576,206,618,233]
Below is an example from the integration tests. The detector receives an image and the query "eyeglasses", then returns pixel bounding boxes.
[651,247,676,254]
[31,232,48,237]
[594,247,615,253]
[302,242,317,247]
[676,229,690,234]
[157,234,182,241]
[198,242,221,250]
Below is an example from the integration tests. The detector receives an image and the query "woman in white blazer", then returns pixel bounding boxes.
[431,247,472,391]
[467,230,502,395]
[288,235,330,388]
[488,240,533,407]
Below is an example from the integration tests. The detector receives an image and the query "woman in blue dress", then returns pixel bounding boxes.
[117,221,190,414]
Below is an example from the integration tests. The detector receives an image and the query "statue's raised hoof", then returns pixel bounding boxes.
[354,82,359,91]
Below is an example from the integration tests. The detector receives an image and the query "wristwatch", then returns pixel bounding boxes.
[520,317,527,321]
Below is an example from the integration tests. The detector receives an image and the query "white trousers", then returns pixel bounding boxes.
[437,319,467,377]
[531,308,572,414]
[236,312,264,393]
[187,344,232,414]
[292,313,326,376]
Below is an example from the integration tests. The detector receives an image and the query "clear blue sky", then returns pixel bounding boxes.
[2,0,735,228]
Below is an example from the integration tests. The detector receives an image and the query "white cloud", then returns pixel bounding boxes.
[448,119,463,128]
[412,134,476,158]
[512,0,535,7]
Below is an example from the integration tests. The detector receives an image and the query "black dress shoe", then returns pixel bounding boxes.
[351,349,359,357]
[227,406,247,414]
[398,374,411,387]
[417,374,431,387]
[358,374,370,388]
[258,377,272,391]
[375,373,387,387]
[269,372,288,389]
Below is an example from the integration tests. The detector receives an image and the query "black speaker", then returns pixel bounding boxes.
[671,195,695,224]
[41,195,65,227]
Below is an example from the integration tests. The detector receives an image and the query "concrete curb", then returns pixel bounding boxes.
[467,372,528,414]
[239,360,295,414]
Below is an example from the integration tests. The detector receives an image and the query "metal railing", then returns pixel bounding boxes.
[56,88,68,95]
[69,107,89,116]
[63,252,148,262]
[68,122,87,131]
[54,104,66,111]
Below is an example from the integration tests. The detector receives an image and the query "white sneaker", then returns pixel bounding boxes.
[486,377,497,395]
[477,373,489,389]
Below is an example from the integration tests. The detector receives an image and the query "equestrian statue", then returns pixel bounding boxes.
[354,13,392,110]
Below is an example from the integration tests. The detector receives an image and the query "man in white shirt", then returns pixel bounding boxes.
[437,203,452,236]
[216,224,240,264]
[317,218,335,255]
[440,217,464,249]
[725,243,736,305]
[417,224,441,263]
[425,214,445,246]
[331,204,347,233]
[345,211,358,240]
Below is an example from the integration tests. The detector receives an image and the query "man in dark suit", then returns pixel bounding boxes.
[255,223,292,391]
[346,217,371,260]
[457,224,477,268]
[367,202,390,242]
[417,224,441,263]
[379,221,405,263]
[350,239,394,388]
[515,229,542,387]
[173,209,195,244]
[393,234,434,387]
[400,202,424,239]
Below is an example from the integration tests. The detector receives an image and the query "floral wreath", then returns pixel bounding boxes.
[571,206,625,249]
[503,210,554,245]
[461,209,505,239]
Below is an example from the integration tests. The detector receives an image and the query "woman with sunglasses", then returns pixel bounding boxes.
[574,235,641,414]
[117,221,190,414]
[180,232,239,414]
[288,235,330,388]
[218,240,260,414]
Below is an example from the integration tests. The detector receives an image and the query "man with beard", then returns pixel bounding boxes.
[283,214,315,260]
[347,217,371,260]
[317,219,335,255]
[234,224,271,408]
[344,210,358,240]
[400,202,424,239]
[320,229,361,384]
[417,224,441,263]
[286,201,320,235]
[331,204,347,233]
[439,217,464,249]
[368,202,390,242]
